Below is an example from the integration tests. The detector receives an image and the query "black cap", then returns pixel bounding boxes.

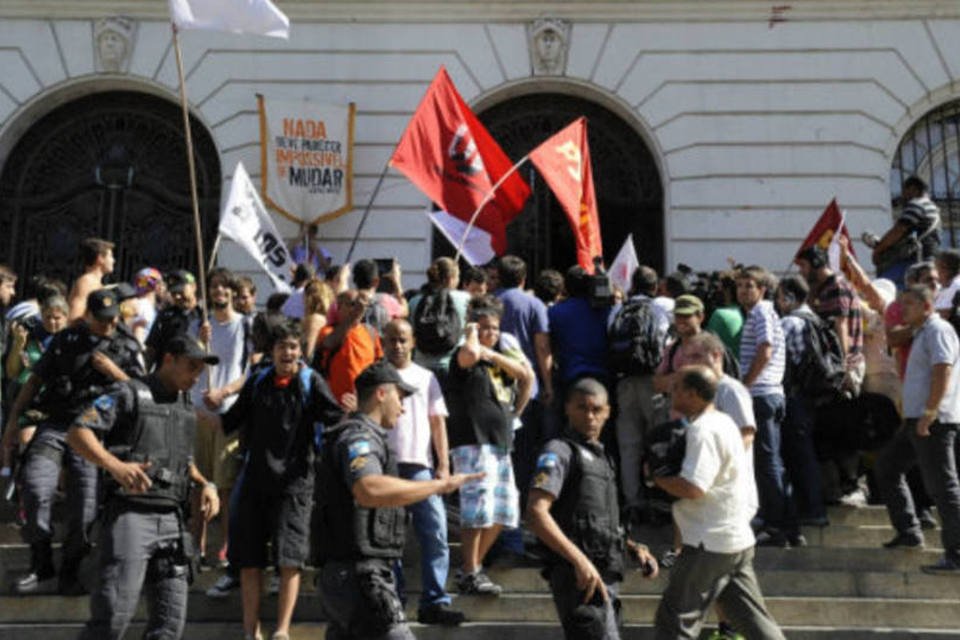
[355,361,417,397]
[87,289,120,321]
[109,282,137,301]
[166,335,220,365]
[166,270,196,293]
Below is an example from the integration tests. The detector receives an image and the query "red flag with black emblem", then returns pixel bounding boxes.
[528,117,603,272]
[796,198,856,260]
[390,67,530,254]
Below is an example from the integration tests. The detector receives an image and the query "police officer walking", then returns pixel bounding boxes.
[5,288,144,594]
[527,378,659,640]
[314,361,483,639]
[66,335,221,639]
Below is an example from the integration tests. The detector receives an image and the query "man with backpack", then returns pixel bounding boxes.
[410,257,469,381]
[607,266,670,528]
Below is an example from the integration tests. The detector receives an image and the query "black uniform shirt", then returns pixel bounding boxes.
[145,305,202,364]
[335,415,391,490]
[530,431,608,499]
[222,366,343,491]
[74,375,180,441]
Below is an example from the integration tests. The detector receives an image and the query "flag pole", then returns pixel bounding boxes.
[171,23,209,327]
[454,155,530,263]
[207,233,222,273]
[345,161,390,263]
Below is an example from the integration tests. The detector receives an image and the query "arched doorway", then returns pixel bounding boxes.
[0,90,221,286]
[890,98,960,247]
[432,92,663,275]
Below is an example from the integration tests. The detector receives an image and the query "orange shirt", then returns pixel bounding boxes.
[317,323,383,402]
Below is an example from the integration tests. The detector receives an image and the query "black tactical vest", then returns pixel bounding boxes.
[104,378,195,509]
[549,437,625,578]
[314,419,406,562]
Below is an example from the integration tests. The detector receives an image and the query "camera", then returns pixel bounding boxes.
[589,256,613,309]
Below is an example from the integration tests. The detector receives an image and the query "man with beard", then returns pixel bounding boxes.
[145,270,202,368]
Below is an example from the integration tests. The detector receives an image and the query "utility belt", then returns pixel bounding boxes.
[100,499,198,584]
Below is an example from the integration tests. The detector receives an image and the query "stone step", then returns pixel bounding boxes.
[2,593,958,629]
[1,623,959,640]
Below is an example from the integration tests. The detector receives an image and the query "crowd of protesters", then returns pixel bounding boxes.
[0,174,959,640]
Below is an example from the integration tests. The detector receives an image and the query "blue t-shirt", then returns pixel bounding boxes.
[548,297,611,386]
[496,287,549,396]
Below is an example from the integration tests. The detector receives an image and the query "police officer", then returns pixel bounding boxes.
[5,287,144,594]
[67,335,221,639]
[314,361,482,639]
[144,270,202,369]
[527,378,659,640]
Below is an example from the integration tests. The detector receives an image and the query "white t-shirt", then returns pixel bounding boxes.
[190,313,248,414]
[388,362,448,467]
[673,408,757,554]
[935,275,960,312]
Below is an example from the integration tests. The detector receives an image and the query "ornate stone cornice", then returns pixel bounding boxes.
[0,1,958,23]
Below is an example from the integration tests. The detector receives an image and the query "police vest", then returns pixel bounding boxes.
[104,378,196,509]
[313,420,406,562]
[549,437,625,577]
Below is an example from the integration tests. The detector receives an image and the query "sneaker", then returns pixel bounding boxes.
[216,545,229,568]
[882,532,924,549]
[787,532,808,548]
[457,570,502,596]
[755,529,789,548]
[839,488,868,508]
[13,570,56,594]
[206,573,241,598]
[267,574,280,596]
[921,555,960,575]
[418,602,466,626]
[659,549,681,569]
[919,508,939,530]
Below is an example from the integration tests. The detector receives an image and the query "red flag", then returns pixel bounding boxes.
[528,117,603,272]
[390,67,530,254]
[796,198,856,260]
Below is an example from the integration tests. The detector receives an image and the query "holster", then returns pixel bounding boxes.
[353,559,405,636]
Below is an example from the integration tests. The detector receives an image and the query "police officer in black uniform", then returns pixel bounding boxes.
[145,270,202,369]
[67,335,220,639]
[527,378,659,640]
[5,288,144,594]
[314,361,482,639]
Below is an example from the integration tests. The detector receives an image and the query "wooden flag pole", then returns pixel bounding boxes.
[172,23,209,327]
[345,161,390,263]
[453,155,530,263]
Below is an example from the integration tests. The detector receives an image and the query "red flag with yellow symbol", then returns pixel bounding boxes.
[796,198,856,261]
[528,117,603,272]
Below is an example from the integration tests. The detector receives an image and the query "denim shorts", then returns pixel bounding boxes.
[450,444,519,529]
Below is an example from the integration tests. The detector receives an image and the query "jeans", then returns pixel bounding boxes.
[782,394,825,520]
[876,421,960,558]
[752,394,790,531]
[395,464,451,610]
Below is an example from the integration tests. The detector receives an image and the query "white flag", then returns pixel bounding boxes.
[609,234,640,294]
[168,0,290,39]
[219,162,292,293]
[428,209,495,266]
[827,210,847,272]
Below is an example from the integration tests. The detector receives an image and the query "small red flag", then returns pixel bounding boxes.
[390,67,530,254]
[528,117,603,272]
[796,198,855,260]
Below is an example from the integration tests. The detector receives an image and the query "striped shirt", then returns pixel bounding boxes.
[739,299,786,397]
[810,273,863,355]
[899,195,941,260]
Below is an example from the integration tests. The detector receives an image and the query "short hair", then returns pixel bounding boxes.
[906,261,937,286]
[935,249,960,280]
[685,331,726,358]
[630,265,659,296]
[534,269,564,304]
[467,294,503,321]
[293,263,315,287]
[461,266,487,287]
[566,377,609,404]
[664,272,691,298]
[267,318,302,351]
[265,292,289,312]
[904,175,928,193]
[234,275,256,295]
[777,274,809,306]
[79,238,114,267]
[496,255,527,288]
[36,278,67,305]
[0,264,16,284]
[677,365,718,402]
[41,294,69,315]
[427,257,459,287]
[796,246,828,270]
[352,259,378,290]
[357,382,381,406]
[902,283,934,306]
[737,265,770,290]
[207,267,236,289]
[564,265,589,298]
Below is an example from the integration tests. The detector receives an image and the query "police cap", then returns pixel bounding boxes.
[166,270,196,293]
[355,361,417,397]
[87,289,120,321]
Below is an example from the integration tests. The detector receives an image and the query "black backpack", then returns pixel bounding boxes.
[413,289,462,356]
[608,298,664,376]
[788,308,846,404]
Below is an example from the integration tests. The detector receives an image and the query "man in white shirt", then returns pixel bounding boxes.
[653,366,784,640]
[382,319,464,625]
[934,249,960,318]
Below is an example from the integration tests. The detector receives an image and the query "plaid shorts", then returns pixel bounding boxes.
[451,444,520,529]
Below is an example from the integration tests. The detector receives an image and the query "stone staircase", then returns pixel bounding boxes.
[1,504,959,639]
